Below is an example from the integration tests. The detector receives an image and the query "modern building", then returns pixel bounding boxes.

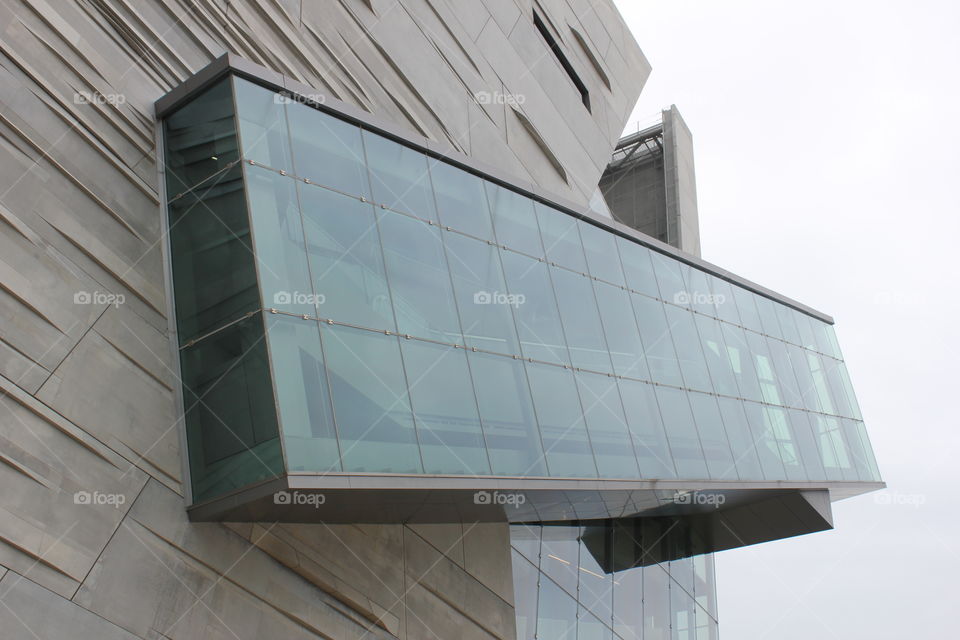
[0,2,881,639]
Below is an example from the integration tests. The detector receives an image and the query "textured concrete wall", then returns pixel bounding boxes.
[662,105,701,256]
[0,0,646,638]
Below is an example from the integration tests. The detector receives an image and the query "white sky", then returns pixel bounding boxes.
[613,1,960,636]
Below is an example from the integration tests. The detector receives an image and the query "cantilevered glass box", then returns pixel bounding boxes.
[158,56,881,553]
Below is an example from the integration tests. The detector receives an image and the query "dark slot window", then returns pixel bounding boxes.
[533,12,590,111]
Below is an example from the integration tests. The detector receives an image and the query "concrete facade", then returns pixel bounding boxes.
[0,1,647,638]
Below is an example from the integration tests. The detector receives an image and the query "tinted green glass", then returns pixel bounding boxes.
[579,220,626,286]
[617,237,660,298]
[430,161,493,239]
[787,409,826,482]
[551,267,613,373]
[709,275,741,325]
[716,397,764,481]
[265,314,340,473]
[443,230,521,354]
[822,356,859,419]
[378,210,462,343]
[651,250,687,306]
[594,281,650,379]
[526,362,597,477]
[234,77,292,170]
[745,330,782,404]
[720,322,763,402]
[618,378,677,479]
[775,303,803,345]
[688,393,738,480]
[467,350,547,476]
[631,293,683,386]
[321,324,421,473]
[754,295,783,339]
[180,313,282,502]
[501,250,571,365]
[400,339,490,475]
[246,166,314,315]
[168,165,259,344]
[731,286,763,334]
[694,314,738,396]
[299,183,395,331]
[793,311,819,351]
[787,343,823,412]
[742,401,786,479]
[681,264,715,316]
[842,418,881,481]
[765,337,802,407]
[362,130,438,221]
[855,420,881,481]
[655,386,708,479]
[287,100,370,198]
[663,305,712,392]
[812,320,842,359]
[766,406,806,481]
[485,182,543,257]
[536,202,587,272]
[810,415,855,481]
[576,372,640,479]
[164,77,238,195]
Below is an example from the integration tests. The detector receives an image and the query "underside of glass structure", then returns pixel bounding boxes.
[158,56,881,556]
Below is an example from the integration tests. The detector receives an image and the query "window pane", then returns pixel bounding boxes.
[579,221,626,286]
[541,526,580,595]
[576,372,640,479]
[287,100,369,198]
[787,343,823,412]
[536,575,578,638]
[467,351,547,476]
[766,337,802,407]
[731,286,763,334]
[822,356,856,419]
[841,418,881,481]
[444,231,520,354]
[536,202,587,272]
[579,524,614,625]
[362,131,438,221]
[688,393,738,480]
[321,324,421,473]
[526,362,597,478]
[613,564,643,640]
[234,77,292,170]
[378,210,462,343]
[720,322,763,402]
[754,295,783,339]
[551,267,613,373]
[794,311,819,351]
[681,265,714,316]
[716,397,764,481]
[430,162,494,239]
[644,564,671,640]
[631,294,683,386]
[618,378,676,479]
[579,606,614,640]
[745,330,782,404]
[400,339,490,475]
[766,406,806,481]
[511,550,539,640]
[742,401,786,479]
[299,183,395,331]
[655,386,708,479]
[485,182,543,257]
[708,276,741,325]
[501,250,571,365]
[787,409,826,481]
[694,314,738,396]
[806,351,836,414]
[664,305,712,392]
[775,303,802,345]
[594,281,649,380]
[265,314,340,473]
[247,167,313,315]
[651,251,687,306]
[617,237,660,298]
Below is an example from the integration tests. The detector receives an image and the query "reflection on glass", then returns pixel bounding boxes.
[766,406,806,481]
[579,524,614,625]
[619,378,677,479]
[656,387,708,479]
[234,77,292,169]
[664,305,712,392]
[486,182,543,257]
[579,220,626,286]
[632,293,684,386]
[430,161,493,239]
[787,409,826,481]
[526,362,597,478]
[536,574,578,638]
[511,550,539,640]
[617,237,661,298]
[500,250,571,364]
[716,397,764,481]
[720,322,763,402]
[536,202,587,272]
[594,281,649,379]
[694,314,738,396]
[731,286,763,334]
[363,130,438,220]
[577,372,640,479]
[651,251,687,307]
[688,393,738,480]
[742,401,786,479]
[287,99,369,197]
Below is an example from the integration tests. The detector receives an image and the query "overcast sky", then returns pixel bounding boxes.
[613,1,960,636]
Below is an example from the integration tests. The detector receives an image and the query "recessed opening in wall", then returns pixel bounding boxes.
[533,11,591,111]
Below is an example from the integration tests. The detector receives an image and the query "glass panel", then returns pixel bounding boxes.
[745,330,782,404]
[708,275,741,325]
[731,285,763,334]
[467,350,547,476]
[787,343,823,412]
[164,77,239,195]
[694,314,738,396]
[536,575,578,638]
[430,161,494,240]
[663,305,712,392]
[180,313,282,503]
[511,550,539,640]
[526,362,597,478]
[688,393,738,480]
[670,564,696,640]
[655,387,709,479]
[631,293,683,386]
[362,130,438,221]
[775,303,802,345]
[246,167,313,316]
[536,202,587,273]
[618,378,677,479]
[766,337,802,407]
[579,524,614,625]
[651,251,687,306]
[485,182,543,257]
[716,397,764,481]
[594,281,649,380]
[234,77,292,170]
[806,350,837,414]
[612,564,643,640]
[812,320,842,359]
[720,322,763,402]
[501,250,571,365]
[443,230,521,354]
[287,100,369,198]
[321,324,421,473]
[842,418,881,481]
[767,406,806,481]
[794,311,819,351]
[576,372,640,479]
[400,339,490,475]
[855,420,882,481]
[742,401,786,479]
[579,606,614,640]
[579,221,626,286]
[511,523,542,564]
[168,165,259,343]
[754,295,783,339]
[810,414,855,481]
[644,564,671,640]
[680,265,715,316]
[378,210,462,343]
[787,409,826,481]
[551,267,613,373]
[265,314,340,473]
[617,236,660,298]
[541,526,580,596]
[299,183,395,331]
